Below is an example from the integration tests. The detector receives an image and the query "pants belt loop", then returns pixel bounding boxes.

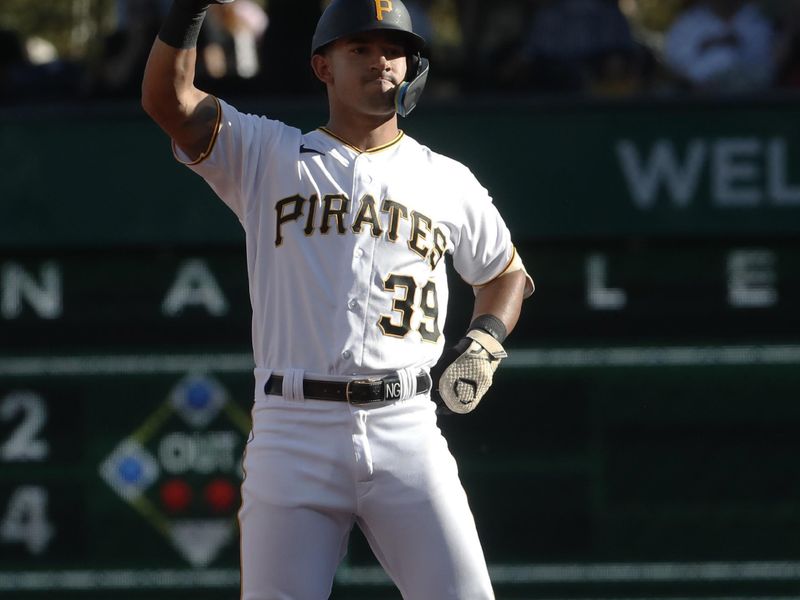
[282,368,305,401]
[396,367,417,401]
[254,368,274,401]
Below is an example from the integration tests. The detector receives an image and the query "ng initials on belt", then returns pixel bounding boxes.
[264,373,431,405]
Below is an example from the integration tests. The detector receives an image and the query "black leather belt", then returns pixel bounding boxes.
[264,373,430,405]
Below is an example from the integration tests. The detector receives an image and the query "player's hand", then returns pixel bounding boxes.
[430,329,507,415]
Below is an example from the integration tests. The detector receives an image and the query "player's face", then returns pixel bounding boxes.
[315,31,408,117]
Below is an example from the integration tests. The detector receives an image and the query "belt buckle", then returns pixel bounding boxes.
[345,378,375,405]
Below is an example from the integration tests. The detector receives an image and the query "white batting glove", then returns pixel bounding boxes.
[439,329,508,415]
[433,328,507,415]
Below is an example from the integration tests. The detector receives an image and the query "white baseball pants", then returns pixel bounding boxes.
[239,392,494,600]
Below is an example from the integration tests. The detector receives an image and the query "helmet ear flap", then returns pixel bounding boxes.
[395,53,429,117]
[407,53,420,82]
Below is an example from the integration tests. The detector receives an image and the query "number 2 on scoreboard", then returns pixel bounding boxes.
[0,390,49,462]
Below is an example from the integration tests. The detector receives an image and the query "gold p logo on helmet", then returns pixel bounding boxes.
[374,0,393,20]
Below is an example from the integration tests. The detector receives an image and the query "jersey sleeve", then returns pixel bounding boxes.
[449,166,517,287]
[173,98,301,222]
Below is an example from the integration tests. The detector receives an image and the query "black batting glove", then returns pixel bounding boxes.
[159,0,235,50]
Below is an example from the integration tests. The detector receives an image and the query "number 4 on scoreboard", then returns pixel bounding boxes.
[0,486,54,554]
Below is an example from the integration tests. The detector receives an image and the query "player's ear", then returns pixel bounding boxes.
[311,53,333,85]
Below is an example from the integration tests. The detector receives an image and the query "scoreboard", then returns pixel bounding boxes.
[1,240,799,599]
[522,238,800,342]
[3,239,797,352]
[2,98,800,599]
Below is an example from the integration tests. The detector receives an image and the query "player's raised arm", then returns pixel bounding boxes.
[141,0,232,160]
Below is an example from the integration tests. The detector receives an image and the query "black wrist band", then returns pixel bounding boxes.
[469,314,508,343]
[158,0,211,50]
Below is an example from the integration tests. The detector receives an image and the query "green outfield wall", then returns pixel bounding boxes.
[1,98,800,600]
[1,97,800,248]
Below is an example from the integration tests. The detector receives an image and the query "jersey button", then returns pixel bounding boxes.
[348,298,358,310]
[342,350,352,360]
[354,248,364,258]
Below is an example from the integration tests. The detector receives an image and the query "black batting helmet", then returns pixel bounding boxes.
[311,0,426,56]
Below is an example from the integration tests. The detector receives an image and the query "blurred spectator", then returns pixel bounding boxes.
[86,0,165,97]
[401,0,460,95]
[455,0,533,92]
[201,0,268,80]
[116,0,172,28]
[764,0,800,88]
[405,0,435,47]
[424,0,464,87]
[258,0,323,94]
[25,37,59,66]
[0,28,29,101]
[621,0,687,39]
[663,0,775,93]
[0,28,81,103]
[499,0,643,94]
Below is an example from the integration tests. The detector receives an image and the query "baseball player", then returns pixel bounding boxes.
[142,0,534,597]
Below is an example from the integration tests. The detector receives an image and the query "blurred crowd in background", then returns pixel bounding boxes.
[2,0,800,104]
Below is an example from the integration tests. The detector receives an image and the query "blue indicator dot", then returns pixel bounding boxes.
[118,457,143,483]
[186,382,211,409]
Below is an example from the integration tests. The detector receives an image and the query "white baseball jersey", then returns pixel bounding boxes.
[177,98,520,379]
[171,96,524,600]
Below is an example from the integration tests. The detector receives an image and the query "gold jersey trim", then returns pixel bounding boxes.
[473,247,518,289]
[171,96,223,166]
[472,246,535,298]
[318,127,404,154]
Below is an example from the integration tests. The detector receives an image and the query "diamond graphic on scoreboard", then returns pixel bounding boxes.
[98,373,251,567]
[99,439,160,501]
[169,373,228,429]
[170,519,236,567]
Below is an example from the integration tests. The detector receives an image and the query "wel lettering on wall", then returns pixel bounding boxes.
[616,138,800,209]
